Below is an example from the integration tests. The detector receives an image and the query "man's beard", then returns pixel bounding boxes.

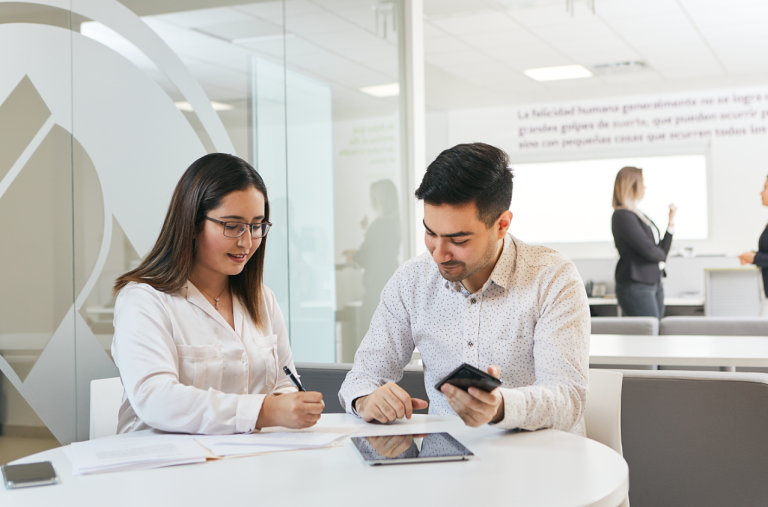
[438,235,500,283]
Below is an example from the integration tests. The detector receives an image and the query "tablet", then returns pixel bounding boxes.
[350,432,474,465]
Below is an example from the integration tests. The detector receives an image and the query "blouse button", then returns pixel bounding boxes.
[468,341,474,347]
[470,298,476,304]
[241,354,247,363]
[239,388,246,394]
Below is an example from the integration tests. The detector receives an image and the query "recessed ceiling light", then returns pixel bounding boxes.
[174,101,234,112]
[360,83,400,97]
[523,65,592,82]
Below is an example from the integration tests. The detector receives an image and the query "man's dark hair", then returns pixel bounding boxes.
[415,143,513,228]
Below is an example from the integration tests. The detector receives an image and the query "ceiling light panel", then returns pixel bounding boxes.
[523,65,592,81]
[175,101,234,111]
[360,83,399,97]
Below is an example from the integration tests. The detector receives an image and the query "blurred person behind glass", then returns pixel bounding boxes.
[611,166,677,319]
[343,179,401,345]
[738,176,768,316]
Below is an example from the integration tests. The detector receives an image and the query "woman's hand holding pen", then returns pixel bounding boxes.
[255,391,324,430]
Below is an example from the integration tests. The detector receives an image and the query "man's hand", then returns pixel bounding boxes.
[440,366,504,427]
[255,391,324,429]
[739,251,756,265]
[355,383,429,423]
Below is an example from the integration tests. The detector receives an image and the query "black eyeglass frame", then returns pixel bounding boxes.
[204,217,272,239]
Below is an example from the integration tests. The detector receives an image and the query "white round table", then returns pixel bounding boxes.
[1,414,628,507]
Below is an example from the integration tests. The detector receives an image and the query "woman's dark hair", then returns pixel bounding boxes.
[415,143,513,228]
[114,153,270,328]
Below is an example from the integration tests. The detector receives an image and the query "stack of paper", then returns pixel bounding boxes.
[194,431,350,458]
[68,435,208,475]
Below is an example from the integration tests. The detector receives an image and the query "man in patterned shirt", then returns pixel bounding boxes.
[339,143,590,434]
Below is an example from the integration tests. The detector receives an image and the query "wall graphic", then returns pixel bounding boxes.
[0,0,234,443]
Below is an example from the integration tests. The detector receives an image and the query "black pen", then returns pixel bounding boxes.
[283,366,306,392]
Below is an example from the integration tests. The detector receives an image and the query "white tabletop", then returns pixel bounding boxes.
[2,414,628,507]
[590,334,768,367]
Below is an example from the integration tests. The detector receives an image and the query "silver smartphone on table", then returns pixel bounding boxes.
[2,461,59,489]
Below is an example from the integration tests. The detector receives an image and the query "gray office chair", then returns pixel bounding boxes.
[294,362,429,414]
[619,370,768,507]
[591,317,659,335]
[659,316,768,336]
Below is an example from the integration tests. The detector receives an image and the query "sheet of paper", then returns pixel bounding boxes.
[194,431,351,457]
[197,431,346,447]
[68,435,207,475]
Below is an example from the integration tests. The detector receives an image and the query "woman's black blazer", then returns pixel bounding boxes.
[752,224,768,296]
[612,209,673,284]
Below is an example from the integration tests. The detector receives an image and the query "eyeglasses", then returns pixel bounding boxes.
[205,217,272,239]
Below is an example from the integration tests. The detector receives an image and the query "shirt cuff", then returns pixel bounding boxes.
[490,388,526,430]
[343,388,375,417]
[666,227,675,235]
[235,393,266,433]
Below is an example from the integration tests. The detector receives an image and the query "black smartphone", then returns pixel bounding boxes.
[2,461,59,489]
[435,363,502,393]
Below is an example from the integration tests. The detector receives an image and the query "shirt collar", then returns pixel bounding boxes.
[442,234,516,294]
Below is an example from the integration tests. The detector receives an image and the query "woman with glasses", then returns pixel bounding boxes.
[611,166,677,319]
[111,153,323,434]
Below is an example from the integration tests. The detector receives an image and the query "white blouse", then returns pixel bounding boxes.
[112,281,298,435]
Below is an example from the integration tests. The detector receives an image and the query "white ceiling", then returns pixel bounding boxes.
[423,0,768,107]
[86,1,401,118]
[92,0,768,115]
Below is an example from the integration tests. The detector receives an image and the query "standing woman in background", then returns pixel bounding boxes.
[738,176,768,316]
[342,179,401,345]
[111,153,323,435]
[611,166,677,318]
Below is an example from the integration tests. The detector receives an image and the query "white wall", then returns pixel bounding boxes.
[446,86,768,259]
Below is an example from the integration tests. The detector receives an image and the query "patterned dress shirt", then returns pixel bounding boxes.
[339,234,590,435]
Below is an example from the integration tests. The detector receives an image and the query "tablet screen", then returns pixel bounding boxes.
[350,432,474,465]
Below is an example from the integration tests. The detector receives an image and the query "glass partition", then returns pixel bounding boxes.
[0,0,409,450]
[0,3,76,447]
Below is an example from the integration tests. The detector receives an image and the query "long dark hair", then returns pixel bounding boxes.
[114,153,270,328]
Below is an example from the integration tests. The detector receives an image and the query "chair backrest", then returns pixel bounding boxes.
[89,377,124,439]
[659,316,768,336]
[585,369,624,456]
[618,369,768,507]
[294,362,428,414]
[591,317,658,335]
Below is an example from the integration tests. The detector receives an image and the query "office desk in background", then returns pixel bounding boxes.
[589,297,705,317]
[590,334,768,371]
[2,414,629,507]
